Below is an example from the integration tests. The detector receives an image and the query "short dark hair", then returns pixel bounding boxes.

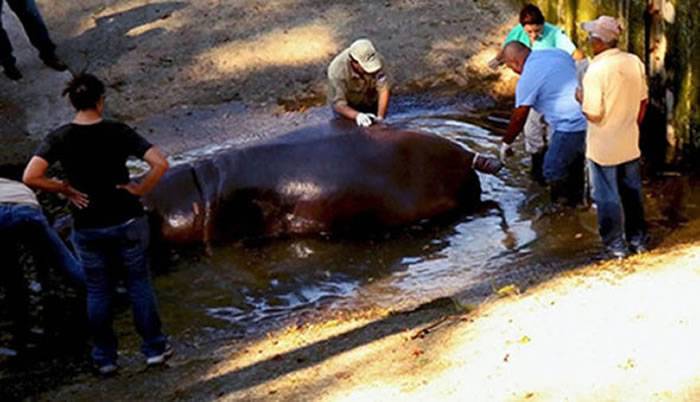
[519,4,545,26]
[62,73,105,111]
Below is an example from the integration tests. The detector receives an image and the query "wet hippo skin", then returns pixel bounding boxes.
[143,119,482,244]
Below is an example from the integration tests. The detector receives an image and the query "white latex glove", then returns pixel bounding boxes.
[355,113,376,127]
[499,142,513,162]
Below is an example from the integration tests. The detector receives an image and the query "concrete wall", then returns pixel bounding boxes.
[526,0,699,169]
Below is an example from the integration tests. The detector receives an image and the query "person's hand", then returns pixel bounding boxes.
[117,182,145,197]
[61,183,89,209]
[487,57,501,71]
[355,113,376,127]
[499,142,514,162]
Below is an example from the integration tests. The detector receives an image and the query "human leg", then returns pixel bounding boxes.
[0,0,22,79]
[0,232,31,350]
[13,205,84,286]
[6,0,65,70]
[6,0,53,56]
[543,130,586,205]
[73,229,118,367]
[618,159,648,250]
[588,160,627,253]
[117,217,167,359]
[523,110,548,184]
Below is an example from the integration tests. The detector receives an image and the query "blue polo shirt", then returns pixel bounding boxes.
[516,49,587,132]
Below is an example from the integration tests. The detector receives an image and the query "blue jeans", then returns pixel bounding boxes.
[543,129,586,183]
[0,203,84,284]
[0,203,84,343]
[72,216,166,366]
[0,0,55,66]
[588,159,648,251]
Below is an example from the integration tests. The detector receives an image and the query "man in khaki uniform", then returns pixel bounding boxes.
[327,38,391,127]
[578,16,649,259]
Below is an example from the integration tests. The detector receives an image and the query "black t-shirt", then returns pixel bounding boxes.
[35,120,153,229]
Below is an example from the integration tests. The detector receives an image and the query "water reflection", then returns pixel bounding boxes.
[155,104,595,338]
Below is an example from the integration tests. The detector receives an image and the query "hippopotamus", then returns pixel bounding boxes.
[142,119,501,245]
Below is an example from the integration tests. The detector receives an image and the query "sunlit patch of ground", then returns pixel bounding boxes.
[208,239,700,401]
[195,22,340,75]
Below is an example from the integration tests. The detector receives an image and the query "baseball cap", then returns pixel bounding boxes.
[581,16,622,43]
[349,39,382,74]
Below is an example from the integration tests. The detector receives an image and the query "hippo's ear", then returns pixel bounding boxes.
[144,164,206,245]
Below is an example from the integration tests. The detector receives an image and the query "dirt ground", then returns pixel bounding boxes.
[0,0,519,165]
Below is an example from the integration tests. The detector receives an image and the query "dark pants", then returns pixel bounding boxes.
[544,129,586,205]
[0,203,84,347]
[72,216,166,366]
[588,158,648,251]
[0,0,55,66]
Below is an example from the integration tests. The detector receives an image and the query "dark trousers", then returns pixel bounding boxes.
[72,216,166,366]
[544,129,586,205]
[0,204,84,348]
[0,234,30,346]
[0,0,55,66]
[589,158,648,251]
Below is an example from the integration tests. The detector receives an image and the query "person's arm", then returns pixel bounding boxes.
[503,105,531,145]
[581,68,604,124]
[490,26,522,69]
[376,87,390,120]
[488,48,505,70]
[333,102,360,121]
[637,99,648,126]
[23,156,89,208]
[582,111,603,124]
[117,146,169,197]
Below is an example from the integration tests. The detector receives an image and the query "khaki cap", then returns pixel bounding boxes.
[581,16,622,43]
[348,39,382,74]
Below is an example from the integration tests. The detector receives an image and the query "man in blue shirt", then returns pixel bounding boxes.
[488,4,585,185]
[500,42,587,206]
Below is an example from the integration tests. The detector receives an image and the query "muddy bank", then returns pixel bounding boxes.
[0,0,520,165]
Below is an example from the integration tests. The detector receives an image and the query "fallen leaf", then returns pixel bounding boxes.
[497,284,520,297]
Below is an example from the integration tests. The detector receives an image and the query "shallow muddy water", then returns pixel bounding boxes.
[147,98,692,344]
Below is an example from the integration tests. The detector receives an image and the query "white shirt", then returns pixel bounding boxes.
[582,48,648,166]
[0,178,39,206]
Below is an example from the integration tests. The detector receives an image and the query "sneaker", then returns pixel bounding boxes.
[146,344,174,366]
[630,243,649,254]
[3,63,22,80]
[40,54,68,72]
[472,153,503,175]
[605,247,630,260]
[96,363,119,377]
